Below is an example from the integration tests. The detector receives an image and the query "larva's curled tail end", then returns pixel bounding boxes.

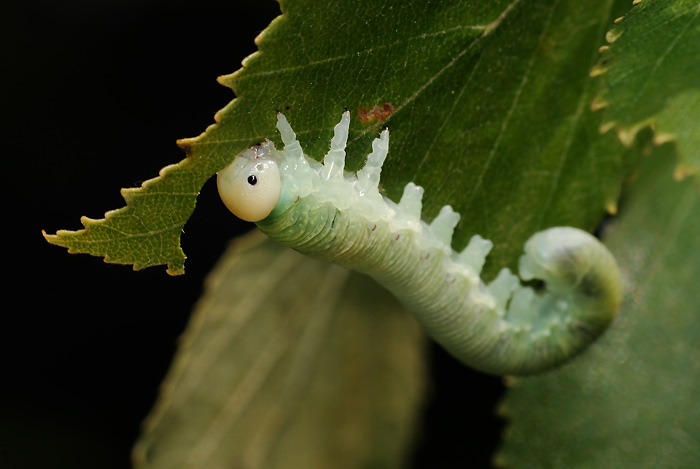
[520,226,622,331]
[475,226,624,376]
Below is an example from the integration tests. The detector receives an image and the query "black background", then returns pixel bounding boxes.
[5,1,504,467]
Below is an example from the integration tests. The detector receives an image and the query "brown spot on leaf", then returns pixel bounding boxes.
[357,107,372,122]
[375,102,394,120]
[357,102,395,122]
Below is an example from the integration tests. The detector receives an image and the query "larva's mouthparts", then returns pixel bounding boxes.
[218,111,622,376]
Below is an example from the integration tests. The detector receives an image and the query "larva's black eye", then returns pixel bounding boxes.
[247,175,258,186]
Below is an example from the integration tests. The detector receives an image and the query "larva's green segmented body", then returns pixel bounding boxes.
[217,111,622,376]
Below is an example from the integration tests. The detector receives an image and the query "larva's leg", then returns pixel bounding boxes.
[398,183,423,219]
[487,268,520,312]
[387,182,425,233]
[459,235,493,274]
[321,111,350,180]
[429,205,460,247]
[276,113,306,166]
[331,110,350,150]
[355,129,389,198]
[276,112,297,146]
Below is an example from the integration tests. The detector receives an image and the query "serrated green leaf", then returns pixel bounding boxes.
[496,144,700,468]
[594,0,700,177]
[132,230,427,469]
[45,0,636,276]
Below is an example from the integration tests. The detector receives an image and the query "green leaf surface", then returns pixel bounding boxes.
[496,145,700,467]
[593,0,700,177]
[132,230,427,469]
[45,0,635,275]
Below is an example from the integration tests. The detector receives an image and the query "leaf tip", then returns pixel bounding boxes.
[653,131,676,146]
[42,229,58,245]
[616,121,650,147]
[605,201,618,215]
[616,128,636,147]
[166,263,186,276]
[590,96,609,111]
[673,163,696,181]
[599,120,617,134]
[216,72,236,90]
[176,137,195,155]
[589,65,607,78]
[605,29,623,44]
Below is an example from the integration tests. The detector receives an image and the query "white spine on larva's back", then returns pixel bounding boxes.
[218,111,622,376]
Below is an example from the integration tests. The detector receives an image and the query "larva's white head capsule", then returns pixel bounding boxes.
[217,142,281,222]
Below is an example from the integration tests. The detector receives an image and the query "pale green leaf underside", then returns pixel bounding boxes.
[45,0,634,275]
[594,0,700,177]
[132,231,427,469]
[496,145,700,467]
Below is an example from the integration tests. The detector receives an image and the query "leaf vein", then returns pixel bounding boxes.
[465,0,555,210]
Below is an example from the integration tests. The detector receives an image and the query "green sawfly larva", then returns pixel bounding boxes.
[217,111,622,376]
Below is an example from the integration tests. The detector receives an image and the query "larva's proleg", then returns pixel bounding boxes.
[217,111,622,376]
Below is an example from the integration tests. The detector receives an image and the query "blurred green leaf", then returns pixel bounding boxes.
[45,0,634,276]
[132,231,427,469]
[496,145,700,467]
[594,0,700,177]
